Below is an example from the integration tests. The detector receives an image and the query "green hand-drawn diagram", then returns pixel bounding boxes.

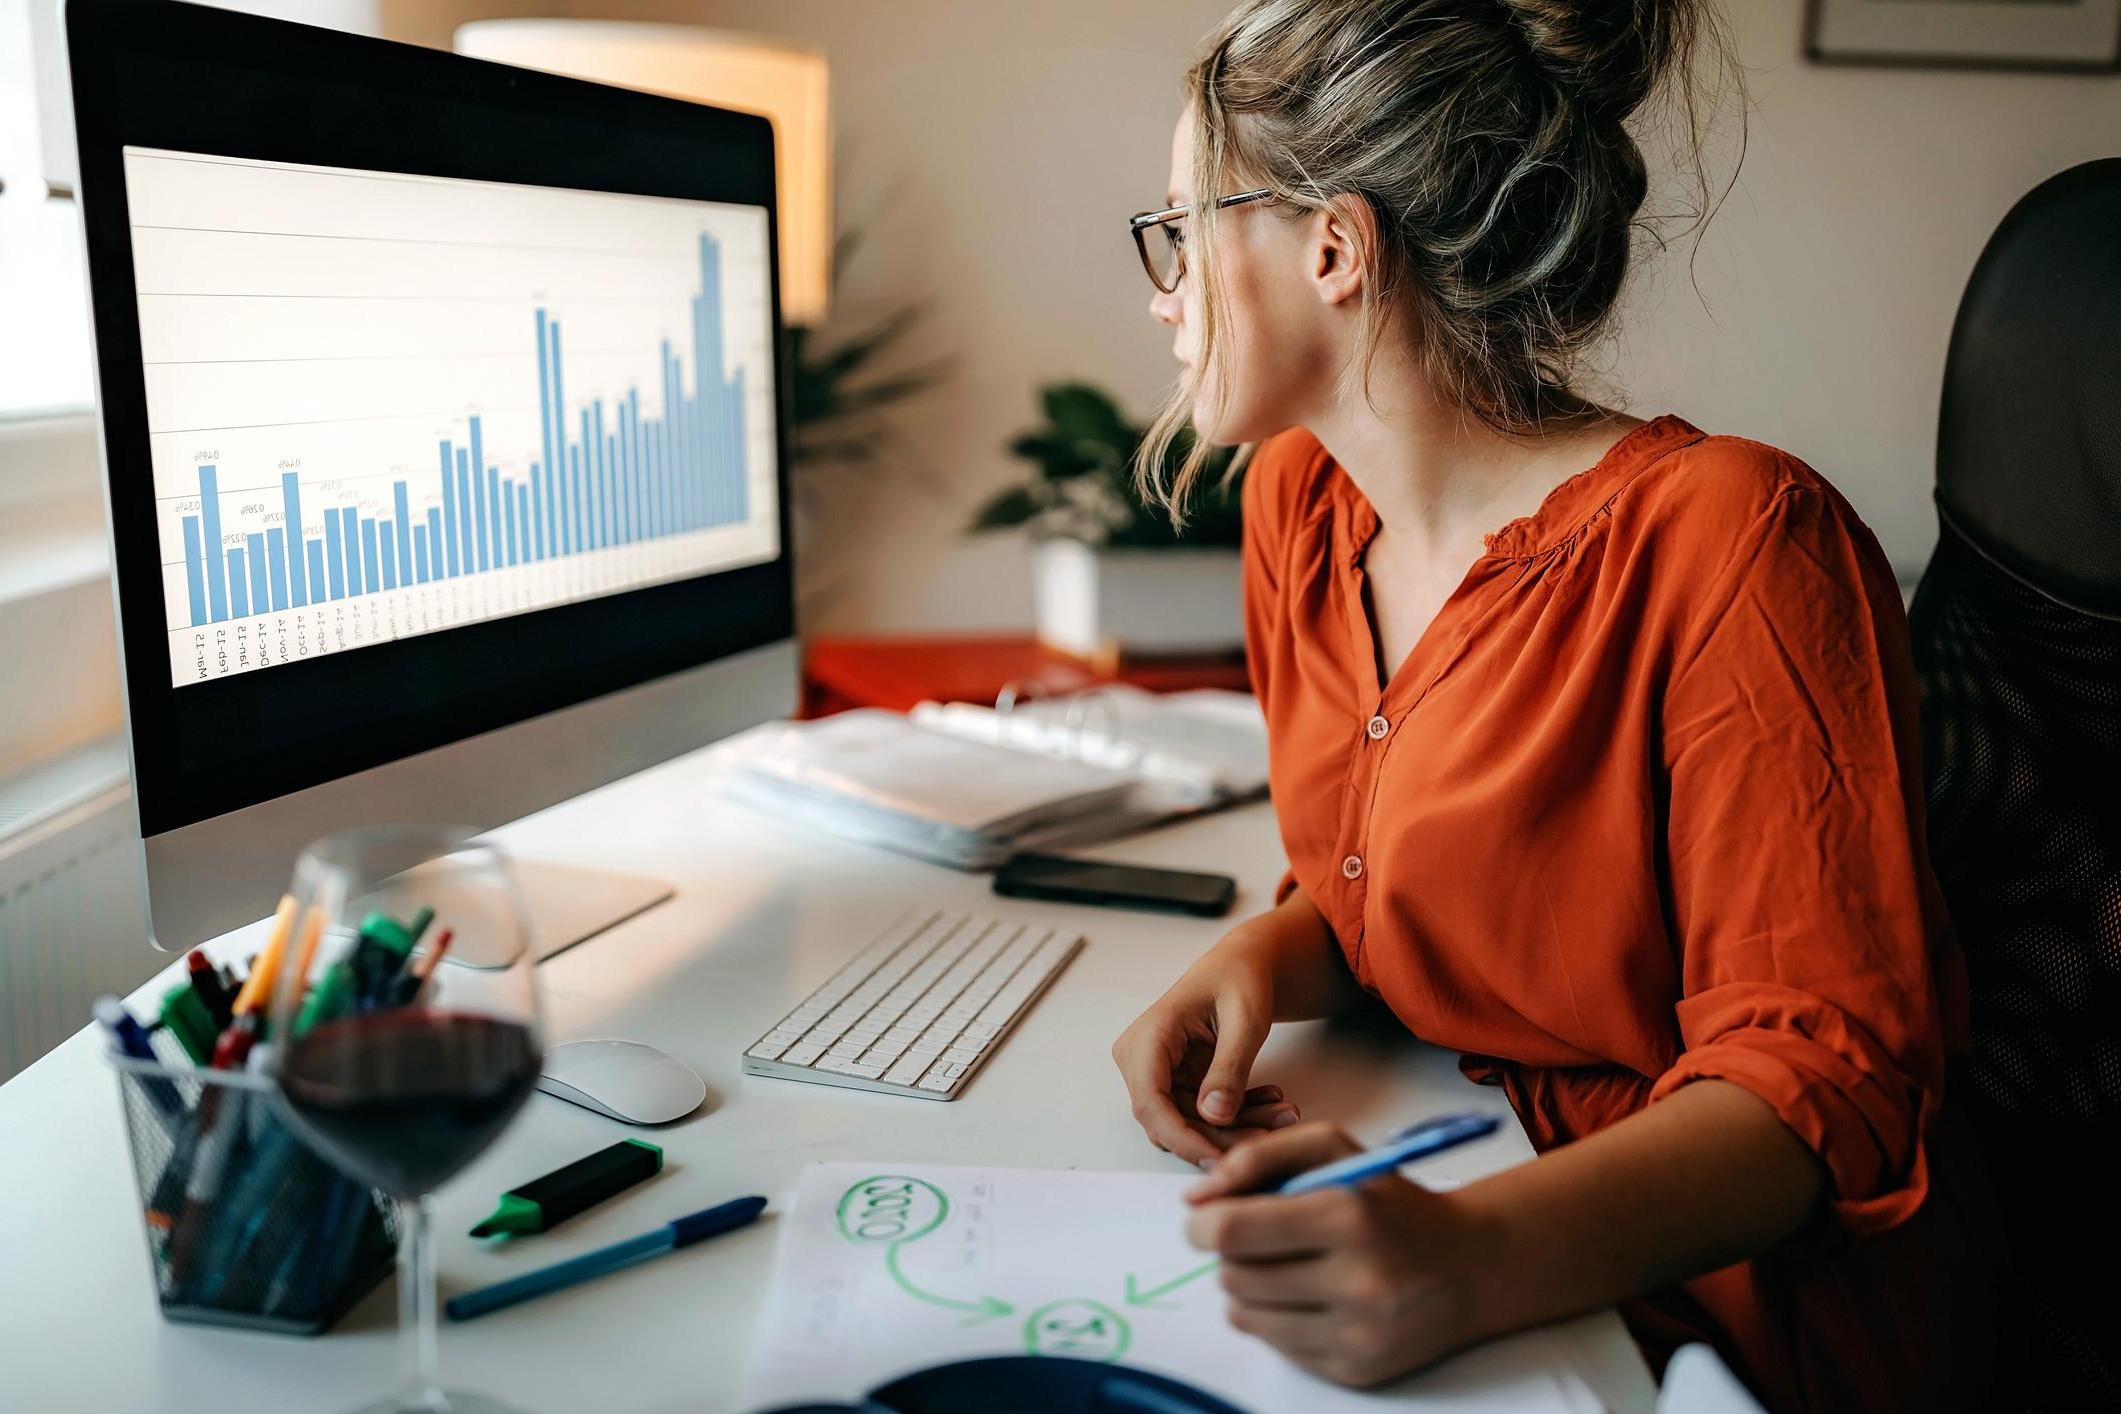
[836,1174,1222,1363]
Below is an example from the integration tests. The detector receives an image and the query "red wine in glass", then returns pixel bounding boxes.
[281,1009,541,1198]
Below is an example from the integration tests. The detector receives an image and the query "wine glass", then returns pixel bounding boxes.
[269,824,543,1414]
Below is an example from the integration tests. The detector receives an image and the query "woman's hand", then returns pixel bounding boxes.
[1111,920,1301,1167]
[1181,1122,1503,1388]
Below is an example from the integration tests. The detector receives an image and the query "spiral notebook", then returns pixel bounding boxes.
[712,686,1268,870]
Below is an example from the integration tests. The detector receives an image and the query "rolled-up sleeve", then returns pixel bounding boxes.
[1650,483,1950,1237]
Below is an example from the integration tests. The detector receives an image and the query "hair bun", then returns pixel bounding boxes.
[1498,0,1696,120]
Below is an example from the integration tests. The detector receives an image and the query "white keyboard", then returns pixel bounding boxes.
[741,906,1083,1101]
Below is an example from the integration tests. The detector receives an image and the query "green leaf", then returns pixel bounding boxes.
[1041,382,1134,451]
[968,484,1047,531]
[1007,433,1101,479]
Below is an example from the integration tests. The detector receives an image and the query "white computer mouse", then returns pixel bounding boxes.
[536,1039,707,1125]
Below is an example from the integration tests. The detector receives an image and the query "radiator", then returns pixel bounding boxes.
[0,734,154,1082]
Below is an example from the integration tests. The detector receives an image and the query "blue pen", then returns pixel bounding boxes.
[445,1195,768,1322]
[93,995,185,1123]
[1274,1112,1502,1195]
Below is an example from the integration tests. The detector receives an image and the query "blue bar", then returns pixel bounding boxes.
[568,443,583,556]
[615,395,631,543]
[536,308,556,558]
[591,401,609,549]
[656,341,674,538]
[579,408,596,549]
[483,470,502,568]
[427,509,443,579]
[325,509,346,600]
[282,473,307,607]
[530,459,544,561]
[688,295,705,530]
[360,517,380,593]
[502,477,518,565]
[669,354,689,531]
[265,527,289,611]
[379,521,397,591]
[199,465,228,622]
[341,512,363,596]
[629,389,645,542]
[644,436,659,544]
[225,549,248,617]
[181,516,207,626]
[414,525,430,584]
[305,538,326,602]
[455,451,475,572]
[470,416,490,572]
[612,401,628,544]
[393,480,413,586]
[439,441,459,577]
[733,367,749,523]
[549,319,567,555]
[516,485,530,567]
[247,533,270,610]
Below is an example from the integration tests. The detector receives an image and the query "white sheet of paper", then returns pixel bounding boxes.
[739,1163,1605,1413]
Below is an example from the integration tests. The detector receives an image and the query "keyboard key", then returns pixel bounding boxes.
[884,1054,930,1085]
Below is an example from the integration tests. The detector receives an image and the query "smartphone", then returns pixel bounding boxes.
[992,852,1238,917]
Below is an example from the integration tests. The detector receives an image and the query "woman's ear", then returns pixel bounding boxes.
[1310,194,1375,307]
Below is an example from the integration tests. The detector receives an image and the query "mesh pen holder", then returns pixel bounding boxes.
[110,1038,398,1335]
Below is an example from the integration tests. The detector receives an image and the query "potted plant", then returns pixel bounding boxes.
[970,382,1244,661]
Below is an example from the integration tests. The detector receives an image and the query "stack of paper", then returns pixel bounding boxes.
[740,1162,1604,1413]
[712,688,1268,870]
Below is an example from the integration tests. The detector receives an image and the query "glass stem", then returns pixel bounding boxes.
[398,1195,447,1412]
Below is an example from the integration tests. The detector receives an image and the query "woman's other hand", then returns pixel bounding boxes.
[1182,1122,1502,1387]
[1111,916,1301,1167]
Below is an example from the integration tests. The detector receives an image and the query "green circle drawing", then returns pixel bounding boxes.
[1022,1298,1132,1364]
[835,1175,950,1245]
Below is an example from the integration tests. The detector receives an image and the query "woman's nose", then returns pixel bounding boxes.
[1148,284,1182,326]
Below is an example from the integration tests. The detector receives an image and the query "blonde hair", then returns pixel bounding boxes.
[1138,0,1736,522]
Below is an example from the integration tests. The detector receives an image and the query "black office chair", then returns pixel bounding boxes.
[1908,159,2121,1409]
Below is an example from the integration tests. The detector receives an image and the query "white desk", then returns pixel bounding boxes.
[0,737,1658,1413]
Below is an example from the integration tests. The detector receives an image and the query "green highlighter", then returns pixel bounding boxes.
[470,1139,665,1238]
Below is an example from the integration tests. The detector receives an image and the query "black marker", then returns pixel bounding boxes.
[470,1139,664,1237]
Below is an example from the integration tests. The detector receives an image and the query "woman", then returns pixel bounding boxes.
[1110,3,2015,1410]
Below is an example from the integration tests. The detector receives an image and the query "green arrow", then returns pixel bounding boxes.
[885,1241,1014,1325]
[1124,1259,1220,1309]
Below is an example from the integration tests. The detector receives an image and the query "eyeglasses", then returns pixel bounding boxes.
[1128,188,1275,294]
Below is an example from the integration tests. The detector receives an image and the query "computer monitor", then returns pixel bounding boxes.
[66,0,798,953]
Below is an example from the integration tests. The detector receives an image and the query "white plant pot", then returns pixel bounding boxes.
[1032,538,1243,659]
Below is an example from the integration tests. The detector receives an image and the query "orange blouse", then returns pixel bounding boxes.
[1242,416,2014,1412]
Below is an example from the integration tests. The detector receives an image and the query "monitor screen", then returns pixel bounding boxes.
[69,0,795,839]
[134,148,780,688]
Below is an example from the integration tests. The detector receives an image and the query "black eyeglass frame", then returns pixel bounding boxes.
[1129,188,1276,293]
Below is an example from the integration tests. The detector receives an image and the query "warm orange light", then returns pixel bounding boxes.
[455,20,832,326]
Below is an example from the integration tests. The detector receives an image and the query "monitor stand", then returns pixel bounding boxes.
[438,858,674,969]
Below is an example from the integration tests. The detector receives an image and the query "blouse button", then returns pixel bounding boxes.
[1341,854,1364,880]
[1365,715,1390,741]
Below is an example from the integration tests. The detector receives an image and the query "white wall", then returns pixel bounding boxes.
[1611,3,2121,580]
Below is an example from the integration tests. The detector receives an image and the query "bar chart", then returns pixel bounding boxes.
[132,147,779,686]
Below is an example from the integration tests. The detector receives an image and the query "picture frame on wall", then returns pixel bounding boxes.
[1806,0,2121,72]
